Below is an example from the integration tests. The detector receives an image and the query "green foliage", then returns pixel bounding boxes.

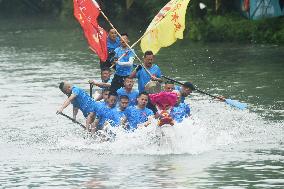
[188,14,284,44]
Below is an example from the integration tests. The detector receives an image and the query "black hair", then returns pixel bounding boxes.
[108,28,116,32]
[138,91,149,97]
[183,82,195,90]
[59,82,64,92]
[121,33,128,37]
[108,91,118,98]
[102,88,111,93]
[144,50,154,57]
[101,67,111,73]
[120,95,129,101]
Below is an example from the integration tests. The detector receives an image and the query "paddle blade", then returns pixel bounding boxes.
[225,99,248,110]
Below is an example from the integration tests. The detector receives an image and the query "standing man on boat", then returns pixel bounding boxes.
[56,81,101,131]
[100,28,121,70]
[130,50,162,93]
[110,33,135,92]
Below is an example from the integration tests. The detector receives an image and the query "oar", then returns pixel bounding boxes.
[89,83,93,98]
[162,75,247,110]
[57,112,86,130]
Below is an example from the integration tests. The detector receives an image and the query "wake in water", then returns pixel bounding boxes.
[54,94,283,155]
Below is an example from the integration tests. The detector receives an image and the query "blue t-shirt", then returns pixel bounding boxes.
[107,36,120,52]
[124,106,154,130]
[114,47,135,76]
[136,64,162,92]
[71,86,101,117]
[170,103,190,123]
[116,87,139,106]
[175,86,185,103]
[96,104,121,129]
[117,107,127,120]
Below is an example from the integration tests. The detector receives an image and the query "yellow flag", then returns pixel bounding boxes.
[140,0,190,54]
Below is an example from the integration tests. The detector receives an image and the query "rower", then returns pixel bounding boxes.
[170,91,191,123]
[56,81,101,131]
[116,77,139,106]
[163,81,175,92]
[117,95,129,123]
[122,92,154,131]
[175,81,194,103]
[89,67,112,101]
[95,91,120,130]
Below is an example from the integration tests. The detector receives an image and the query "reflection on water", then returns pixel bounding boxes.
[0,19,283,188]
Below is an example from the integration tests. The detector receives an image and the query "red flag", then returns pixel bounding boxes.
[73,0,108,62]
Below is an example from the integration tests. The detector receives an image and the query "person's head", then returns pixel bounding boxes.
[180,82,194,97]
[107,91,118,108]
[137,91,149,108]
[120,33,129,48]
[119,95,129,110]
[164,81,175,92]
[101,67,111,81]
[124,77,134,90]
[108,28,117,41]
[102,88,110,102]
[143,51,154,68]
[59,81,72,96]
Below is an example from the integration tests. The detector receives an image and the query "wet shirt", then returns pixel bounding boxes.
[71,86,101,117]
[116,87,139,106]
[96,104,121,129]
[136,65,161,92]
[114,47,135,76]
[124,106,154,130]
[107,36,120,52]
[170,103,190,123]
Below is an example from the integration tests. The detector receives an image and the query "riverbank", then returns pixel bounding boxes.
[187,14,284,44]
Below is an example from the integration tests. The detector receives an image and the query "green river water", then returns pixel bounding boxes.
[0,18,283,188]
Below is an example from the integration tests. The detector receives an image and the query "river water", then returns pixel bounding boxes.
[0,19,283,188]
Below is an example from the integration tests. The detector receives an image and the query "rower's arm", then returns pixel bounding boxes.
[143,115,154,127]
[57,94,76,114]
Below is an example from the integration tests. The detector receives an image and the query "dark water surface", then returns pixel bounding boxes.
[0,18,283,188]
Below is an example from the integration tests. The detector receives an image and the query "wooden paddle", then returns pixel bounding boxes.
[162,75,247,110]
[57,112,86,130]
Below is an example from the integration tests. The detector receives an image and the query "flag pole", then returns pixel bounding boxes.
[93,2,152,76]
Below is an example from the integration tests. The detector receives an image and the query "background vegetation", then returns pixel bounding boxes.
[0,0,283,43]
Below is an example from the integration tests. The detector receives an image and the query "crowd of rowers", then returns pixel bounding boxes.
[56,29,194,132]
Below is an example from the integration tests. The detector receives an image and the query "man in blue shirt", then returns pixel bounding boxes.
[122,92,154,131]
[116,77,139,106]
[89,67,112,101]
[95,91,120,130]
[130,50,162,93]
[57,81,101,131]
[117,95,129,121]
[170,91,191,123]
[110,33,135,92]
[175,82,194,103]
[100,28,121,70]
